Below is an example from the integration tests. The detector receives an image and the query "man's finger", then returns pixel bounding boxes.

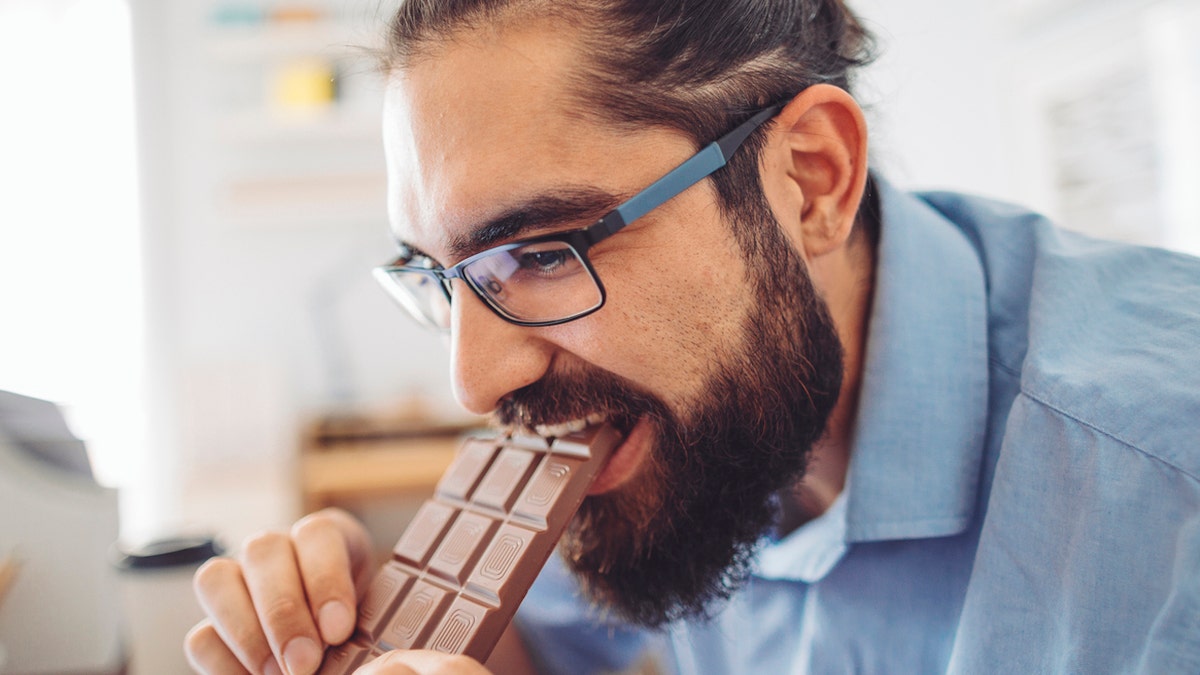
[185,620,253,675]
[313,507,378,597]
[356,650,491,674]
[240,531,325,675]
[192,557,275,674]
[292,512,359,644]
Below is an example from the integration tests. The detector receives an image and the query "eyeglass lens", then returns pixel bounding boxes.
[383,240,603,328]
[465,240,601,323]
[379,270,451,329]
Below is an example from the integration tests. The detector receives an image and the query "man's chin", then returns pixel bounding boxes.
[559,455,776,628]
[560,507,769,628]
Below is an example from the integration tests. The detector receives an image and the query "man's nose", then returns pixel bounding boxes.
[449,284,553,415]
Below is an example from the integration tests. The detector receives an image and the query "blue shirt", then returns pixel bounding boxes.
[514,176,1200,674]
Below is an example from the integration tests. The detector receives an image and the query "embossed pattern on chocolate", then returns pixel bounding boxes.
[316,425,621,672]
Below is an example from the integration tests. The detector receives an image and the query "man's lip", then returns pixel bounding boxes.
[587,416,654,495]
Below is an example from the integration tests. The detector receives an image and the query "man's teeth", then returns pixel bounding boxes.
[534,419,586,437]
[533,414,606,438]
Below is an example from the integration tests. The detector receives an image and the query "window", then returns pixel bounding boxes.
[0,0,144,492]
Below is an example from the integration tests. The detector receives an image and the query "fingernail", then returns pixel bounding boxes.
[318,601,354,642]
[262,657,284,675]
[282,636,321,675]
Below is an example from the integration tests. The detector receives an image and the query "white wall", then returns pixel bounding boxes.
[855,0,1014,199]
[857,0,1200,251]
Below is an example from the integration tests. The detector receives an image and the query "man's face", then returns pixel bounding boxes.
[383,23,843,625]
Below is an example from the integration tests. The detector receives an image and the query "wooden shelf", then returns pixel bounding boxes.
[299,437,459,512]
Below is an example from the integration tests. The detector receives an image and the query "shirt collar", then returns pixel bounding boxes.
[757,491,850,582]
[755,176,991,582]
[841,175,990,543]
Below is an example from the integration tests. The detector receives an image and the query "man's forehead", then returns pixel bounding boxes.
[384,122,621,262]
[381,22,594,251]
[379,18,702,264]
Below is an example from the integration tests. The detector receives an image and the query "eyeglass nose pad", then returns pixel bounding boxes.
[438,275,456,303]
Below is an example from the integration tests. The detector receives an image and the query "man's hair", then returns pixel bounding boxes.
[380,0,877,246]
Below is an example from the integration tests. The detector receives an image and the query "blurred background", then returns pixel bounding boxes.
[0,0,1197,671]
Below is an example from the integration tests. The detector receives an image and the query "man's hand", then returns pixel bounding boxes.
[185,508,376,675]
[356,650,492,674]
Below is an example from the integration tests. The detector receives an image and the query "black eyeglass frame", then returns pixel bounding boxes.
[375,103,784,329]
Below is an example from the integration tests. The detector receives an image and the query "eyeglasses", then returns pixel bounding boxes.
[374,104,783,330]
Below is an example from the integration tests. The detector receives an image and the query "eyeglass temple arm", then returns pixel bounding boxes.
[586,105,782,243]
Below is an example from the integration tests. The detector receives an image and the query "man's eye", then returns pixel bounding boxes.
[412,255,440,270]
[518,249,571,272]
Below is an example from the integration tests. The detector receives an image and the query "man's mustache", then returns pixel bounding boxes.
[493,366,668,435]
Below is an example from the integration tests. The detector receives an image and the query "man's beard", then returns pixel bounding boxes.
[494,197,845,627]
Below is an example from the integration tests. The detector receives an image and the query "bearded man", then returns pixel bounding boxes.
[187,1,1200,673]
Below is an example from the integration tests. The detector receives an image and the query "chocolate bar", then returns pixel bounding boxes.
[316,424,621,672]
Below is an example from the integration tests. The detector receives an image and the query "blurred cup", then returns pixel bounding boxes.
[113,536,222,675]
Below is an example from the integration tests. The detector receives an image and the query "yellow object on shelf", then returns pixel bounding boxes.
[273,57,335,109]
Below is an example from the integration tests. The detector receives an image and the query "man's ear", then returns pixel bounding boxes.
[759,84,869,260]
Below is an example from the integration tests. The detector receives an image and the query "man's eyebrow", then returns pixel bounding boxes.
[446,187,622,261]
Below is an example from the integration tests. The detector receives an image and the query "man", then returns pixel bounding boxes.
[186,1,1200,673]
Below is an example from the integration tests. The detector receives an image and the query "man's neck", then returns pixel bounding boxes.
[781,194,879,532]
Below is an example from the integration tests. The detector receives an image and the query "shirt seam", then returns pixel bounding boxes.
[989,356,1021,378]
[1018,388,1200,484]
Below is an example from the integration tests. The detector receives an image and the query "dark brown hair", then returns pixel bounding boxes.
[380,0,877,244]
